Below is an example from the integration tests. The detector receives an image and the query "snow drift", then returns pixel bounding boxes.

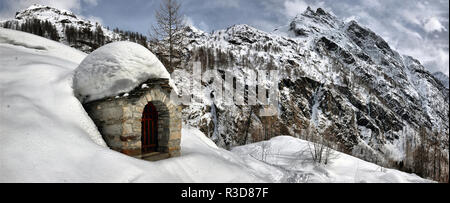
[232,136,433,183]
[73,41,172,103]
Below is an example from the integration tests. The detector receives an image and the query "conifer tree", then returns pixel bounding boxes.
[150,0,186,73]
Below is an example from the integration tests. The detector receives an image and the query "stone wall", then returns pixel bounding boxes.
[85,79,182,159]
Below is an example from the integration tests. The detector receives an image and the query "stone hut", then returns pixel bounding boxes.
[73,42,181,161]
[84,79,182,160]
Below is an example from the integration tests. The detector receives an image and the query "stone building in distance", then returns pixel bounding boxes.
[73,42,182,161]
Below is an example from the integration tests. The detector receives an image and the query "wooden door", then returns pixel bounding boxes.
[141,103,158,154]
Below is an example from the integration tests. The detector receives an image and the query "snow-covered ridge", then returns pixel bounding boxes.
[178,7,449,181]
[1,4,121,53]
[13,4,111,34]
[433,72,450,89]
[289,7,343,38]
[15,4,78,21]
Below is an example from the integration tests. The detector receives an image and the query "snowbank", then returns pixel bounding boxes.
[73,41,173,103]
[0,28,105,147]
[232,136,433,183]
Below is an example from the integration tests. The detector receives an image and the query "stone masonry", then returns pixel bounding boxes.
[84,79,182,159]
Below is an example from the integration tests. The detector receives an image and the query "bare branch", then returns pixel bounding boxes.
[149,0,186,73]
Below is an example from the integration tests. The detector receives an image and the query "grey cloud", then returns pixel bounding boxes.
[1,0,447,75]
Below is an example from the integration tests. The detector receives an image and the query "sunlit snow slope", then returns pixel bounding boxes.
[0,28,431,183]
[232,136,433,183]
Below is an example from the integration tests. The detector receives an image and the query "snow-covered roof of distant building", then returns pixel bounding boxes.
[73,41,175,103]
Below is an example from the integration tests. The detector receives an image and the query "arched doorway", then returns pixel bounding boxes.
[142,102,158,154]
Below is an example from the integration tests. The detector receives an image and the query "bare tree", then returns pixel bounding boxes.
[305,125,339,165]
[260,141,271,163]
[150,0,185,73]
[249,140,272,163]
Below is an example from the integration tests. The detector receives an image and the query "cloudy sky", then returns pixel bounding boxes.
[0,0,448,75]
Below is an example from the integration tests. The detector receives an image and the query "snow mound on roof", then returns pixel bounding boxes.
[73,41,172,103]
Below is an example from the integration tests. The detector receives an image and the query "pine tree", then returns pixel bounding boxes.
[95,25,105,45]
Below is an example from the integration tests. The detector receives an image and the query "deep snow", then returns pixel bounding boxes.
[0,28,432,183]
[232,136,433,183]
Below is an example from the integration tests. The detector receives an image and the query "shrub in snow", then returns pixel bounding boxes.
[73,41,172,103]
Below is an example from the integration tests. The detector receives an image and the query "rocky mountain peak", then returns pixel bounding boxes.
[221,24,274,45]
[16,4,78,21]
[302,6,334,18]
[289,7,342,38]
[1,4,128,53]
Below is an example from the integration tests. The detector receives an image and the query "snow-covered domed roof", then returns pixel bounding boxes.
[73,41,172,103]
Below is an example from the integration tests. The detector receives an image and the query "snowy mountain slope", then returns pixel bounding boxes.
[0,28,431,183]
[433,72,449,89]
[0,4,123,53]
[178,8,449,181]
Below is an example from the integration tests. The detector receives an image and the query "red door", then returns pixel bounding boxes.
[141,103,158,154]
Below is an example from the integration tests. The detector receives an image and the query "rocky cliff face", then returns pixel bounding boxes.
[178,7,449,180]
[433,72,450,89]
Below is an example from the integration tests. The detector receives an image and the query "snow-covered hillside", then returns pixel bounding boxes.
[177,7,449,181]
[433,72,450,89]
[232,136,432,183]
[0,28,431,183]
[0,4,147,53]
